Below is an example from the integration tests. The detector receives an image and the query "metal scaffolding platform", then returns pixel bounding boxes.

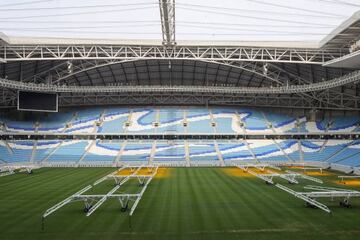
[235,164,322,185]
[42,166,158,220]
[0,164,38,177]
[276,184,360,213]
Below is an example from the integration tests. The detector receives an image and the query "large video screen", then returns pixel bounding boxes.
[17,91,58,112]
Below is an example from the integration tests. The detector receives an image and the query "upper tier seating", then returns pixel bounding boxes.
[2,106,359,134]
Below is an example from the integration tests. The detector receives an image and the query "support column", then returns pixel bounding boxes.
[115,140,127,167]
[184,140,190,167]
[244,139,259,163]
[124,109,133,133]
[149,140,157,165]
[272,139,294,162]
[261,111,276,133]
[235,110,246,134]
[298,140,304,163]
[30,140,38,164]
[159,0,176,46]
[208,108,217,134]
[213,140,225,166]
[41,141,63,163]
[77,140,96,166]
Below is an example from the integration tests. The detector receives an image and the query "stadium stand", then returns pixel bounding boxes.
[1,107,360,169]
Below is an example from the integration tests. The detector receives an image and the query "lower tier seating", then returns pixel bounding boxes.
[1,139,359,167]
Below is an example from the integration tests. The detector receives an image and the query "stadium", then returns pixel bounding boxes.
[1,0,360,239]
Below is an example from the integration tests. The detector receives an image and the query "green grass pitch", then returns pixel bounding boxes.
[1,167,360,240]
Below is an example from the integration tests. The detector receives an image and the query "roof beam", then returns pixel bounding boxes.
[159,0,176,46]
[1,70,360,95]
[1,132,360,141]
[2,92,356,111]
[0,45,344,64]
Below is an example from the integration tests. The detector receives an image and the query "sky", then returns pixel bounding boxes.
[0,0,359,42]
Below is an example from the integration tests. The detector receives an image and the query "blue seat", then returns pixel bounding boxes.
[189,143,218,161]
[154,143,186,162]
[48,141,88,162]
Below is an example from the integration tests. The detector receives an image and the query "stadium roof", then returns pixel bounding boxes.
[0,1,360,112]
[0,0,359,48]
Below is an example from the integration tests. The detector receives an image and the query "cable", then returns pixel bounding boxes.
[0,0,56,8]
[0,20,336,28]
[0,6,157,20]
[176,24,330,35]
[2,29,161,35]
[0,28,338,37]
[0,24,332,33]
[177,6,340,27]
[0,20,161,24]
[176,32,333,36]
[178,21,336,28]
[177,2,346,19]
[314,0,360,7]
[0,24,160,30]
[0,2,158,11]
[0,24,334,33]
[242,0,344,17]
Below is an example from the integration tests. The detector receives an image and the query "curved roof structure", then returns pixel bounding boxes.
[0,1,360,112]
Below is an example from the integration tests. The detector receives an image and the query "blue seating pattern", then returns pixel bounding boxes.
[47,141,88,162]
[120,143,152,163]
[218,143,252,161]
[1,107,359,166]
[154,143,186,162]
[190,144,218,161]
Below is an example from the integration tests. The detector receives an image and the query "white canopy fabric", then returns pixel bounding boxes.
[0,0,359,43]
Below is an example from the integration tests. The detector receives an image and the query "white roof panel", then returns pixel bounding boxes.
[176,0,360,43]
[0,0,359,47]
[0,0,161,40]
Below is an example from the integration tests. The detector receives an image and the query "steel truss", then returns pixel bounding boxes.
[0,164,38,177]
[108,166,158,186]
[338,175,360,182]
[237,165,275,184]
[0,45,345,64]
[5,59,356,111]
[235,164,323,185]
[285,170,323,184]
[1,132,359,141]
[263,170,299,184]
[276,184,360,213]
[0,58,358,110]
[0,2,357,112]
[1,70,360,95]
[15,59,354,110]
[0,167,14,177]
[2,88,357,111]
[59,92,360,111]
[298,167,323,174]
[236,163,281,172]
[264,63,360,111]
[159,0,176,46]
[43,166,158,219]
[23,60,284,86]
